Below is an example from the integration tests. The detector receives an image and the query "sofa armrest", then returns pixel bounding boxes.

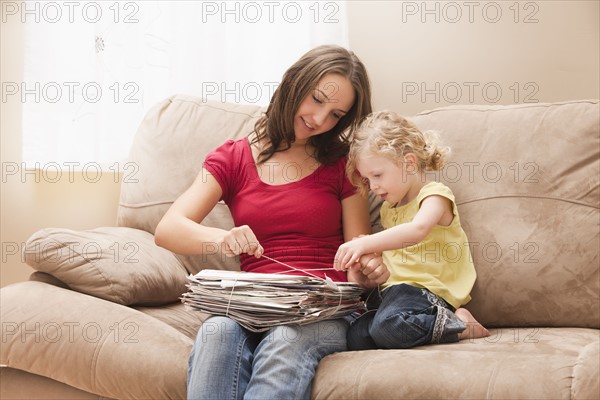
[24,227,188,306]
[1,281,190,399]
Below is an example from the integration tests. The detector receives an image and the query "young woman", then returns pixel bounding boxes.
[155,45,389,400]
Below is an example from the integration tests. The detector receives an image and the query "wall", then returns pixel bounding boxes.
[347,0,599,115]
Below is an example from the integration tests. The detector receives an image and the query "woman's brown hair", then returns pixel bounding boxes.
[251,45,372,165]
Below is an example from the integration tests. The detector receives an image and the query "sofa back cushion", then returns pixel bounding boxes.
[119,95,599,328]
[410,100,599,328]
[117,96,264,273]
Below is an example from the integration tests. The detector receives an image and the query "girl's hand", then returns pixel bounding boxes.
[220,225,264,258]
[334,236,369,271]
[347,253,389,288]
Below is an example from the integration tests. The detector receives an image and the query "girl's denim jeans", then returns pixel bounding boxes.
[347,283,466,350]
[187,316,348,400]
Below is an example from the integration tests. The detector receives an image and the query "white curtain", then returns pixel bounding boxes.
[21,1,348,167]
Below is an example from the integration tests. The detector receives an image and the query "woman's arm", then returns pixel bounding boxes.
[154,168,263,257]
[341,193,371,241]
[341,193,389,287]
[335,195,452,271]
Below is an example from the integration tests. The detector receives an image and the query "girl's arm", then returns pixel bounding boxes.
[154,168,263,258]
[340,193,390,287]
[334,195,453,271]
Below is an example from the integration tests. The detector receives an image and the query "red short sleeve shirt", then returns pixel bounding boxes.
[204,137,355,281]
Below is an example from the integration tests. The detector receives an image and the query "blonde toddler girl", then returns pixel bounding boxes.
[334,110,490,349]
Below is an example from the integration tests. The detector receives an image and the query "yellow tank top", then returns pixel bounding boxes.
[380,182,476,308]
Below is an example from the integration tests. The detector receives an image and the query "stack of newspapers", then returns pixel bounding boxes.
[182,269,365,332]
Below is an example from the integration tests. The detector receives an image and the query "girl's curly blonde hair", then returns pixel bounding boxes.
[347,110,450,196]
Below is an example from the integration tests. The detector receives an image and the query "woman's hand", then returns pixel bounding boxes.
[220,225,264,258]
[347,253,389,288]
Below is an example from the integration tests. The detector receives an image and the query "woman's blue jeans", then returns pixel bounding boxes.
[187,316,348,400]
[347,283,465,350]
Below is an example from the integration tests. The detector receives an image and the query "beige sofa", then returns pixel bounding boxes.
[1,95,598,399]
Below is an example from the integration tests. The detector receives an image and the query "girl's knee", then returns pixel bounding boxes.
[347,313,376,351]
[370,313,430,349]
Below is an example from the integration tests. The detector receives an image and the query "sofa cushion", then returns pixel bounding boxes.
[133,302,208,341]
[410,100,599,328]
[118,96,599,328]
[313,327,600,399]
[117,95,265,274]
[0,281,191,399]
[0,368,103,400]
[23,227,188,306]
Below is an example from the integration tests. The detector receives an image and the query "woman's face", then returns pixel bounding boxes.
[293,73,355,144]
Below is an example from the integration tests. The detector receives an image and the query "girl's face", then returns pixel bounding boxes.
[293,73,355,144]
[356,151,419,205]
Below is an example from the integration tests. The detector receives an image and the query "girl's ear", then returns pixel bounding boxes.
[403,152,418,167]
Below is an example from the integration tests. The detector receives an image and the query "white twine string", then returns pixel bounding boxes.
[261,254,327,280]
[224,274,240,319]
[260,254,345,317]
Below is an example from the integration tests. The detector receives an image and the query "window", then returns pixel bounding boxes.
[20,1,348,167]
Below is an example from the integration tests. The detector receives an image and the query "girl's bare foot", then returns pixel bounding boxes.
[456,308,490,340]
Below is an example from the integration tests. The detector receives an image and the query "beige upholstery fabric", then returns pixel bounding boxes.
[313,327,600,399]
[0,368,105,400]
[133,302,208,341]
[1,281,191,399]
[117,96,264,274]
[23,227,188,305]
[410,100,600,328]
[2,97,598,400]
